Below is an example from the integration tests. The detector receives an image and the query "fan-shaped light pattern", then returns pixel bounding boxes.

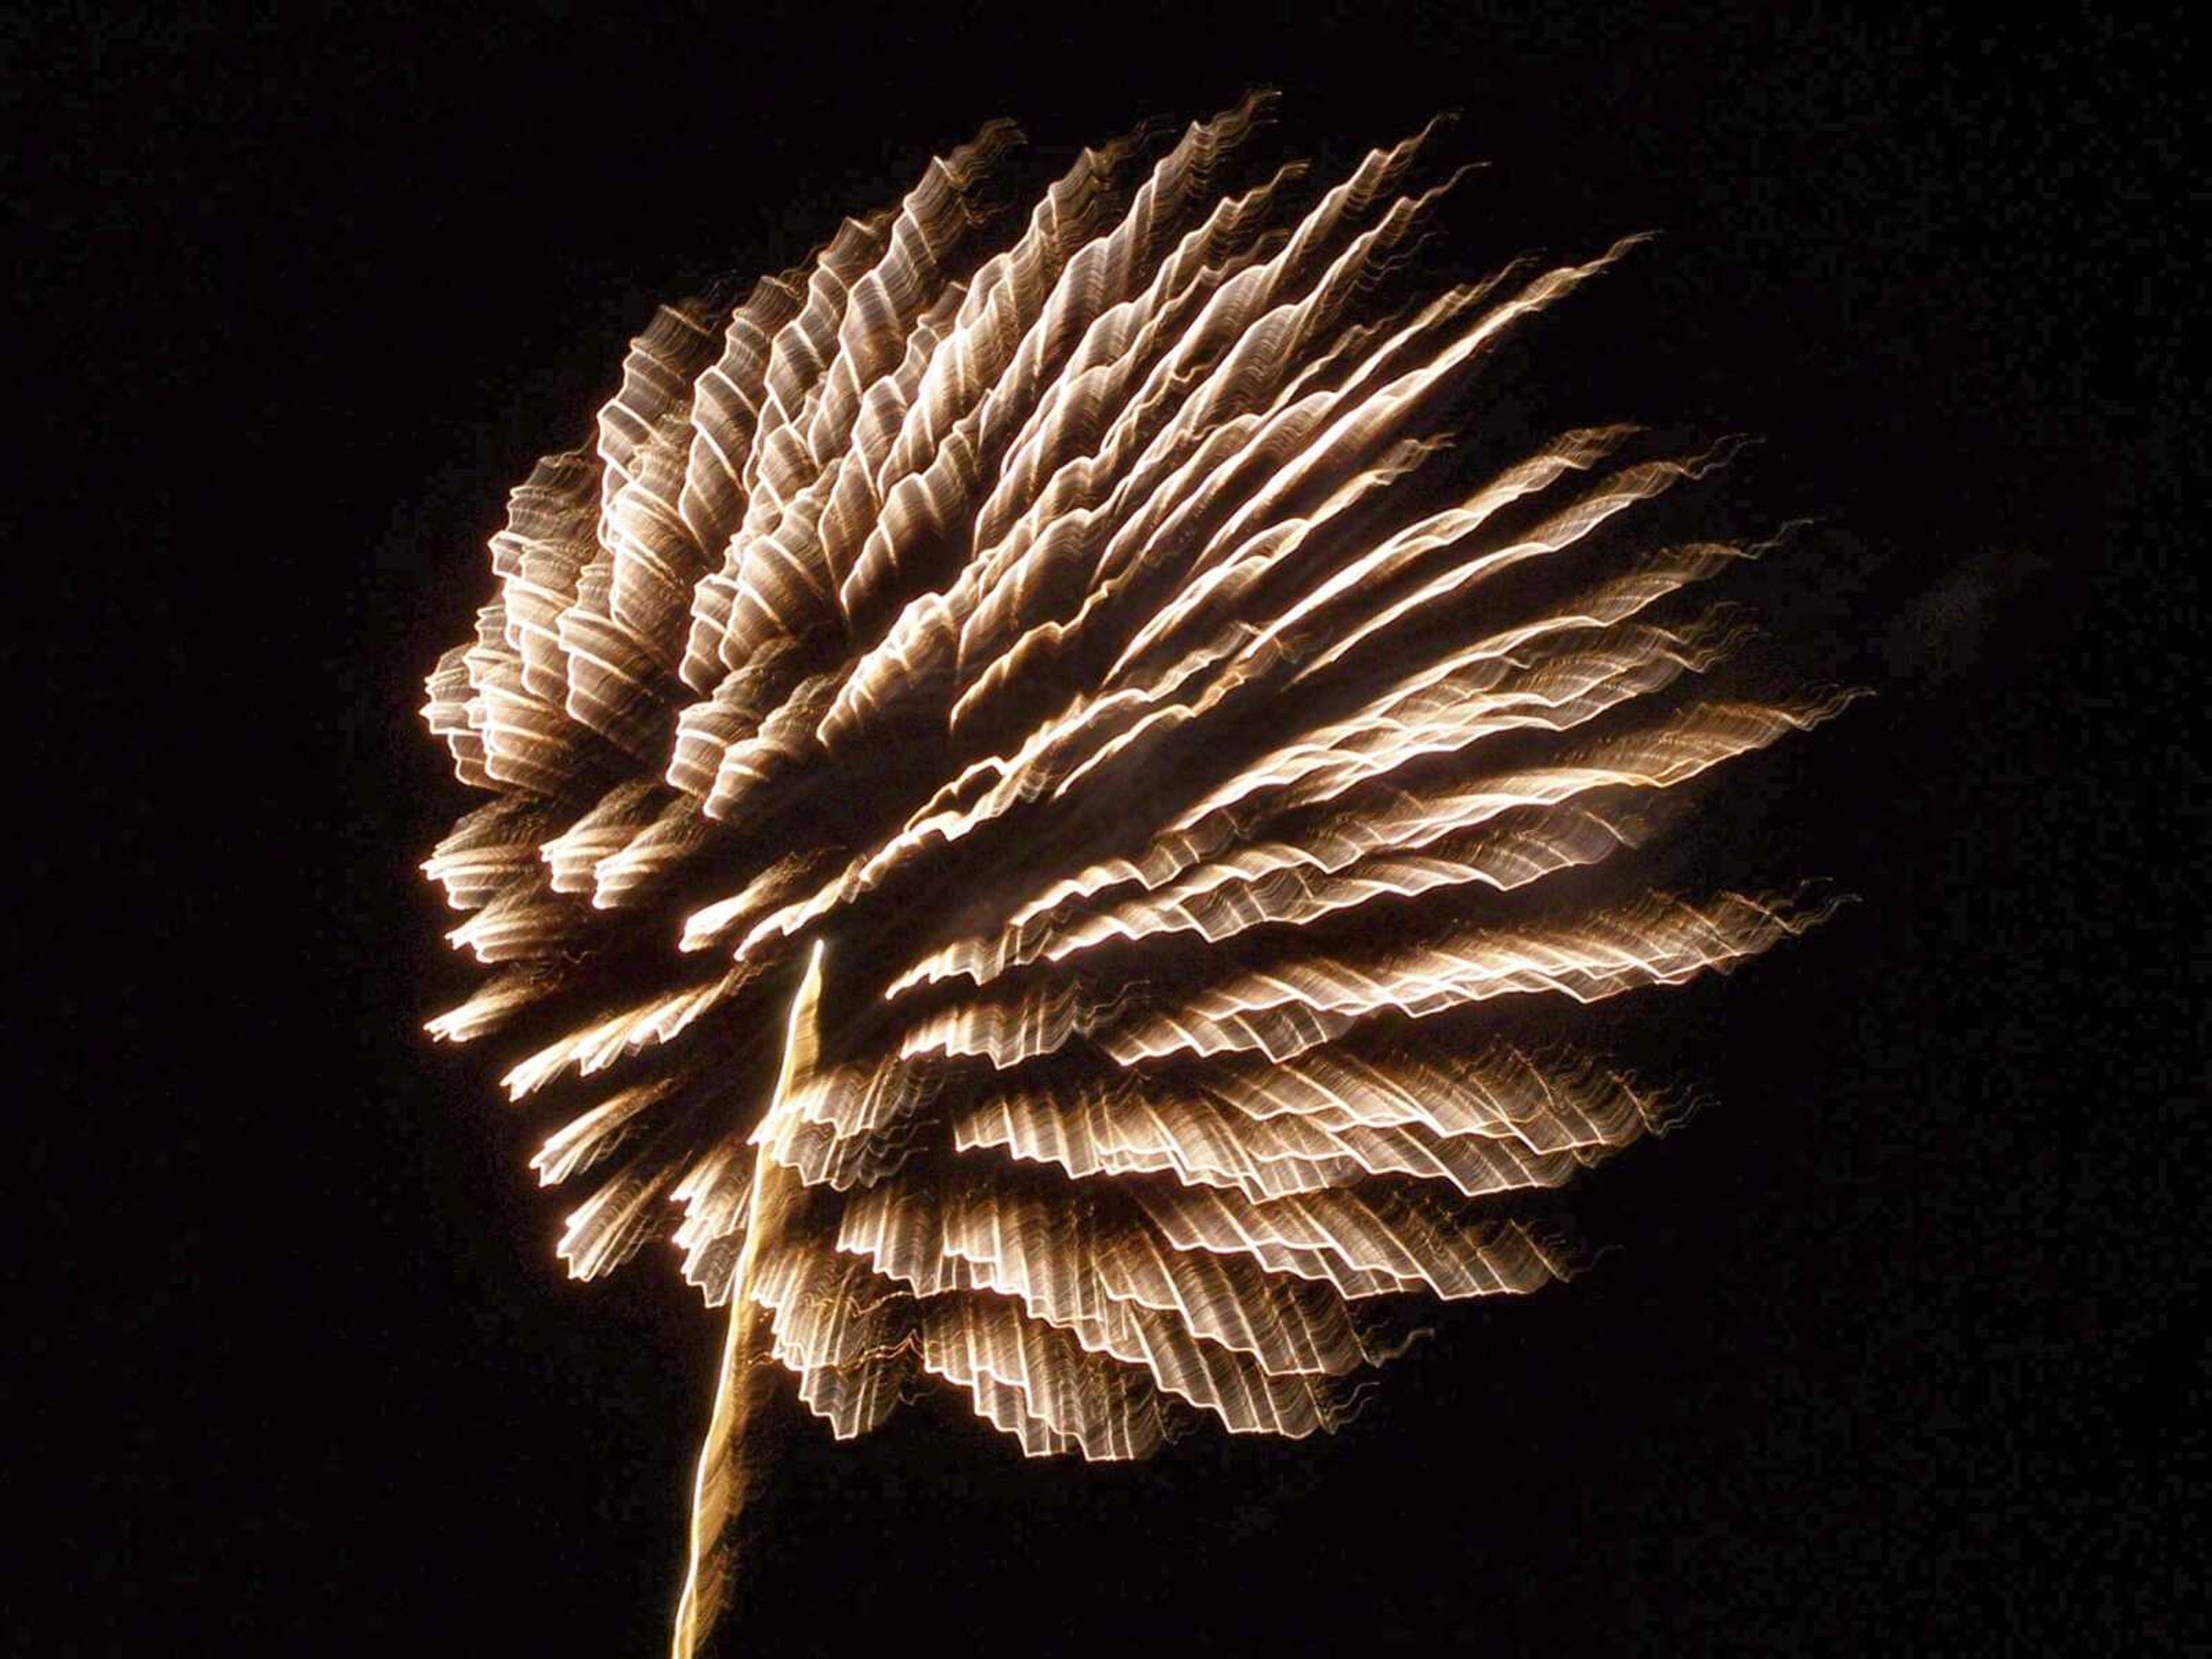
[419,97,1850,1658]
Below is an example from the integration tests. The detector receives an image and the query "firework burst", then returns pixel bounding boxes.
[420,95,1851,1654]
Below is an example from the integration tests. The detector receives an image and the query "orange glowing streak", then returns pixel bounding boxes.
[671,939,822,1659]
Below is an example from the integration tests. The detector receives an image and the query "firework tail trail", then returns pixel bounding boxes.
[672,940,821,1657]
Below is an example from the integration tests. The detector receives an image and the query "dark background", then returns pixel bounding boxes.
[29,3,2201,1653]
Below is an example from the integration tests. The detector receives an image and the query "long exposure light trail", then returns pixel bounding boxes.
[418,95,1850,1655]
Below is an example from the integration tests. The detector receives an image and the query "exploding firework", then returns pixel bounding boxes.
[420,96,1851,1656]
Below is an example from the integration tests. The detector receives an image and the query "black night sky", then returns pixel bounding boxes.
[35,5,2201,1654]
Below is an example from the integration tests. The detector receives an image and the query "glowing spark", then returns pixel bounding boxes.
[418,96,1851,1657]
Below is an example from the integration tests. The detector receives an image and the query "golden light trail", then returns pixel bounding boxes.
[419,95,1851,1657]
[671,939,821,1658]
